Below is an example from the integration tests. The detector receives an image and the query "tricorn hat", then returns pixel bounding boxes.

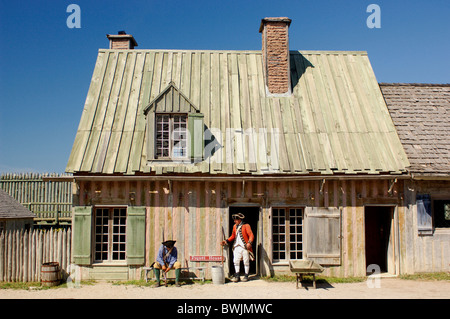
[232,213,245,220]
[162,240,176,248]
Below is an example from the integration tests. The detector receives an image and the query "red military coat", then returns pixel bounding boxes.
[226,223,255,254]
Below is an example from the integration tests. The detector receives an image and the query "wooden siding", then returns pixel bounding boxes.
[75,178,405,278]
[403,180,450,273]
[144,82,199,114]
[66,49,409,176]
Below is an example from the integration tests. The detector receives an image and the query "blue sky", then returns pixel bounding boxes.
[0,0,449,174]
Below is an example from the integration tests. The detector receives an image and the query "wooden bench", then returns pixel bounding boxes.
[143,255,225,283]
[143,266,206,283]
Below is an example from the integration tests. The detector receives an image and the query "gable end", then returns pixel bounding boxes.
[143,82,200,115]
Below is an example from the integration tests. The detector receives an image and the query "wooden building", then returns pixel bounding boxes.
[381,83,450,273]
[0,189,35,232]
[66,18,413,281]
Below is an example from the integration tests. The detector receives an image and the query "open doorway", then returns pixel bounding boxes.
[227,206,260,276]
[364,206,394,274]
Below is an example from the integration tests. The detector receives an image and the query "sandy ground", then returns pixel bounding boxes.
[0,277,449,299]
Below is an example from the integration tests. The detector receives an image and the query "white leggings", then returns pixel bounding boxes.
[233,246,250,274]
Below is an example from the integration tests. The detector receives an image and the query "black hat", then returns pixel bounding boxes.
[162,240,176,248]
[232,213,245,220]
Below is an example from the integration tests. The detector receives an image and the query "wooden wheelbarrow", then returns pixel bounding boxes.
[289,260,324,289]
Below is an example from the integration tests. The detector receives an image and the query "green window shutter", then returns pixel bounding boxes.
[188,113,204,162]
[72,206,92,265]
[126,206,146,265]
[306,207,341,265]
[147,112,155,160]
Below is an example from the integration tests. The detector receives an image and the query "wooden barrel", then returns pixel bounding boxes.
[41,262,60,287]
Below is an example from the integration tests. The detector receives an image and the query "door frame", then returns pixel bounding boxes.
[227,203,261,276]
[364,204,399,275]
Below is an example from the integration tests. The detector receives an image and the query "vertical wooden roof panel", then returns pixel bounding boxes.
[67,49,410,175]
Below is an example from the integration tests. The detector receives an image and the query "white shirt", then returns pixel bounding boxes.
[233,223,246,249]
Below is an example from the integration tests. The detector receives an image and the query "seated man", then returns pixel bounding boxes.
[153,240,182,287]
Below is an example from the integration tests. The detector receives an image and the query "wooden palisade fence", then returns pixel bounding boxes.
[0,173,73,226]
[0,229,71,282]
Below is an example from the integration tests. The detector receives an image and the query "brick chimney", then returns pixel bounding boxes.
[106,31,138,49]
[259,17,292,95]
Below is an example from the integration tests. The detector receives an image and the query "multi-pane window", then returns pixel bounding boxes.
[155,114,187,159]
[156,115,170,157]
[95,207,126,262]
[272,208,303,261]
[434,200,450,228]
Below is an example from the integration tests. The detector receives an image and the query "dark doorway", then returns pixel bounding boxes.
[227,206,259,276]
[365,206,393,273]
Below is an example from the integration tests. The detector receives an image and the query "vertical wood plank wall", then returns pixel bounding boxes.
[0,229,72,282]
[2,176,447,281]
[403,180,450,273]
[77,178,406,278]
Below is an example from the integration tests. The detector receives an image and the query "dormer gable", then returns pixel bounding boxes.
[144,81,200,115]
[144,82,204,163]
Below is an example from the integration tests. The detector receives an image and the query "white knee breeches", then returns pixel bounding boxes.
[233,246,250,266]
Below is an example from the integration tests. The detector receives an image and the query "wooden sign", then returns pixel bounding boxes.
[190,255,225,262]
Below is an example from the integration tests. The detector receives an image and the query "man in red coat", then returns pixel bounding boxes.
[221,213,254,282]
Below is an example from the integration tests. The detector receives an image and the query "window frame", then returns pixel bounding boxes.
[272,207,304,262]
[154,113,188,160]
[94,206,127,264]
[433,199,450,229]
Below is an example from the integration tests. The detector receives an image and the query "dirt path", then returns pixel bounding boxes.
[1,277,449,299]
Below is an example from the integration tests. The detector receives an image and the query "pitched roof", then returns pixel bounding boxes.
[380,83,450,175]
[0,189,35,219]
[66,49,409,176]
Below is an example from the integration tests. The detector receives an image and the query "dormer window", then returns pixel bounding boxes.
[155,114,188,159]
[144,82,204,164]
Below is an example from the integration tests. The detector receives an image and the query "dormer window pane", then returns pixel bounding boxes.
[155,114,188,159]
